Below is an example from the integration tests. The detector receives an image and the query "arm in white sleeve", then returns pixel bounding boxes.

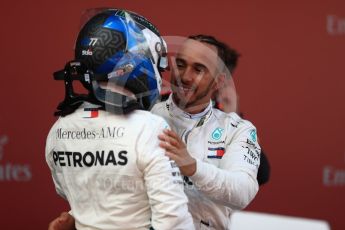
[137,118,194,230]
[190,122,260,210]
[45,124,67,200]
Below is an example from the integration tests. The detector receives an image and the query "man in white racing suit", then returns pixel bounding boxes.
[46,103,193,230]
[46,9,193,230]
[155,35,260,229]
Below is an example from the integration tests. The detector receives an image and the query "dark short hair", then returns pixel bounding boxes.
[188,34,240,75]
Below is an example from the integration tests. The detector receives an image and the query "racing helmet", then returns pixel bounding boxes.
[54,8,168,115]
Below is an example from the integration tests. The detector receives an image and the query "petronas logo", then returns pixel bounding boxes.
[211,128,224,140]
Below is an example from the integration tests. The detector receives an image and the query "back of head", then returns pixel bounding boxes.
[54,8,168,116]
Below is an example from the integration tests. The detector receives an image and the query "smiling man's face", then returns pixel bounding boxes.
[171,39,222,113]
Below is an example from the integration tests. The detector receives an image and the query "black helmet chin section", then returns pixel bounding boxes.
[53,60,141,116]
[53,61,99,117]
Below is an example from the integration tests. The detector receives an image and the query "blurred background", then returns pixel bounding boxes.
[0,0,344,229]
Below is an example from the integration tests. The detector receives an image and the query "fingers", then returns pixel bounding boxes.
[48,212,75,230]
[158,133,180,161]
[158,129,189,164]
[158,134,180,148]
[163,129,180,139]
[159,140,177,152]
[158,129,182,148]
